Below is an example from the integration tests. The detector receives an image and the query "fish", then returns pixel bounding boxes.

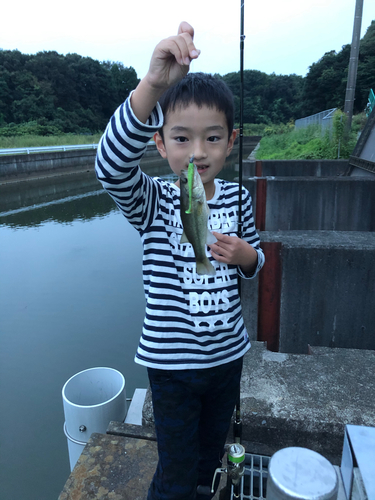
[180,160,217,276]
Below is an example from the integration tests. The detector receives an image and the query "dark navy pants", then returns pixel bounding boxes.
[147,357,243,500]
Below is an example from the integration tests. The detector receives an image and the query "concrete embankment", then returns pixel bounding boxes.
[0,143,162,182]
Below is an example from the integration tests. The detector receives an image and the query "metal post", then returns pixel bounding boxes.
[344,0,364,131]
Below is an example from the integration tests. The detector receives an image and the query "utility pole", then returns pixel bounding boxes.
[344,0,364,131]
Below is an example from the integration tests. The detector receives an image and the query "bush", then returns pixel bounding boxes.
[255,111,359,160]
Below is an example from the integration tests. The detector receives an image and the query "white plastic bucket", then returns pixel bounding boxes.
[266,447,338,500]
[62,367,127,470]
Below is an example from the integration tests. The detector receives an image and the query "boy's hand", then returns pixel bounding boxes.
[146,22,200,91]
[131,22,200,123]
[210,232,258,276]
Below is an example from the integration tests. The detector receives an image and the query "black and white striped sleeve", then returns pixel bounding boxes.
[95,94,164,232]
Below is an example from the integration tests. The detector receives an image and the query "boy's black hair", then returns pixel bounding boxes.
[158,72,235,141]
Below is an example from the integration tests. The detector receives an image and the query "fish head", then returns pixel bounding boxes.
[180,164,204,200]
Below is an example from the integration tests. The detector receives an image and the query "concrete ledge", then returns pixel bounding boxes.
[240,342,375,464]
[107,422,156,442]
[139,342,375,466]
[58,433,158,500]
[67,342,374,498]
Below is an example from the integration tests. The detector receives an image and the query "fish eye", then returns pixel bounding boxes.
[181,177,187,184]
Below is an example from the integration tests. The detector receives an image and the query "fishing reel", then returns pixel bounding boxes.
[211,443,246,498]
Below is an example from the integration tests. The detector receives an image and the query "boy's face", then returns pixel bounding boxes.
[154,104,236,199]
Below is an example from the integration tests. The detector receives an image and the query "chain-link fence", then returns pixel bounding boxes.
[295,108,337,134]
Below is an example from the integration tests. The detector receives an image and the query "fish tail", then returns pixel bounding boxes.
[196,258,216,276]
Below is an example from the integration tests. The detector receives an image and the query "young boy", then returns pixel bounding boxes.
[95,22,264,500]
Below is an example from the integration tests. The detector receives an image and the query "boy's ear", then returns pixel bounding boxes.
[153,132,167,159]
[226,129,237,157]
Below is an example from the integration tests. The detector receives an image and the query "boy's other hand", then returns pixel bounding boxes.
[145,22,200,92]
[210,232,258,275]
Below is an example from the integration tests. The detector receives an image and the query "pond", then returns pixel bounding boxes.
[0,148,248,499]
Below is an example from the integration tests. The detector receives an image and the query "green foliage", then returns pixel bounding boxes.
[256,111,358,160]
[0,50,139,135]
[302,21,375,116]
[222,71,304,125]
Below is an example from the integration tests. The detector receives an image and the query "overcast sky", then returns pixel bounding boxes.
[2,0,374,79]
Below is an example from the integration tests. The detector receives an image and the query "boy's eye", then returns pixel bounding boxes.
[207,136,220,142]
[175,136,188,143]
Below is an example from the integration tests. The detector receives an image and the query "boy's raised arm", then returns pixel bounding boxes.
[131,22,200,124]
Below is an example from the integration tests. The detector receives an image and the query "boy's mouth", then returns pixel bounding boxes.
[196,165,209,172]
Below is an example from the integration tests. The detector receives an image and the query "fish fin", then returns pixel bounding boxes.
[196,258,216,276]
[180,231,190,244]
[206,230,217,246]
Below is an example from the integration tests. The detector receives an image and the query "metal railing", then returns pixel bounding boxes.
[0,143,98,156]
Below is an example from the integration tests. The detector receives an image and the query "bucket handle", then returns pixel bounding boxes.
[63,422,88,446]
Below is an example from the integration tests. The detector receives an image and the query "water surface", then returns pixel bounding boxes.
[0,151,245,499]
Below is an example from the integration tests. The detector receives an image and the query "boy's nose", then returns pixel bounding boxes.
[192,141,207,160]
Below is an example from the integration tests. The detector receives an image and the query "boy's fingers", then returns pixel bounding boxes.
[160,38,190,66]
[166,35,199,66]
[177,22,200,63]
[178,21,194,38]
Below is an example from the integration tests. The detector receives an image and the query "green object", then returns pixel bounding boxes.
[367,89,375,117]
[185,156,195,214]
[227,444,245,464]
[228,450,245,464]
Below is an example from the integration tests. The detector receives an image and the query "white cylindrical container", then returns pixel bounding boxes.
[266,447,338,500]
[62,367,127,471]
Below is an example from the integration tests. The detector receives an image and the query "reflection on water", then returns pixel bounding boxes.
[0,148,242,226]
[0,148,247,500]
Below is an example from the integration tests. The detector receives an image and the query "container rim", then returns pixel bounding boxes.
[62,367,125,409]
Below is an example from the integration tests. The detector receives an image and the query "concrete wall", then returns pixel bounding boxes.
[265,177,375,231]
[243,177,375,232]
[241,231,375,354]
[0,143,163,180]
[0,171,101,213]
[0,149,97,179]
[240,161,375,354]
[243,159,349,177]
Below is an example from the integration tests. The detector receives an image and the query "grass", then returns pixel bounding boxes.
[255,111,363,160]
[0,133,103,150]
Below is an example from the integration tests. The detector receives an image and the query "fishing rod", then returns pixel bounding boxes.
[211,8,246,498]
[237,0,245,244]
[234,0,245,445]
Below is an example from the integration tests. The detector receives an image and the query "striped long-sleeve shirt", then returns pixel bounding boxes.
[95,96,265,370]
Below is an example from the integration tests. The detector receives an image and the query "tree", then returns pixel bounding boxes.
[0,50,140,133]
[356,20,375,112]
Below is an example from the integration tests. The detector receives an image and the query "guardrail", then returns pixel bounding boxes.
[0,144,99,156]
